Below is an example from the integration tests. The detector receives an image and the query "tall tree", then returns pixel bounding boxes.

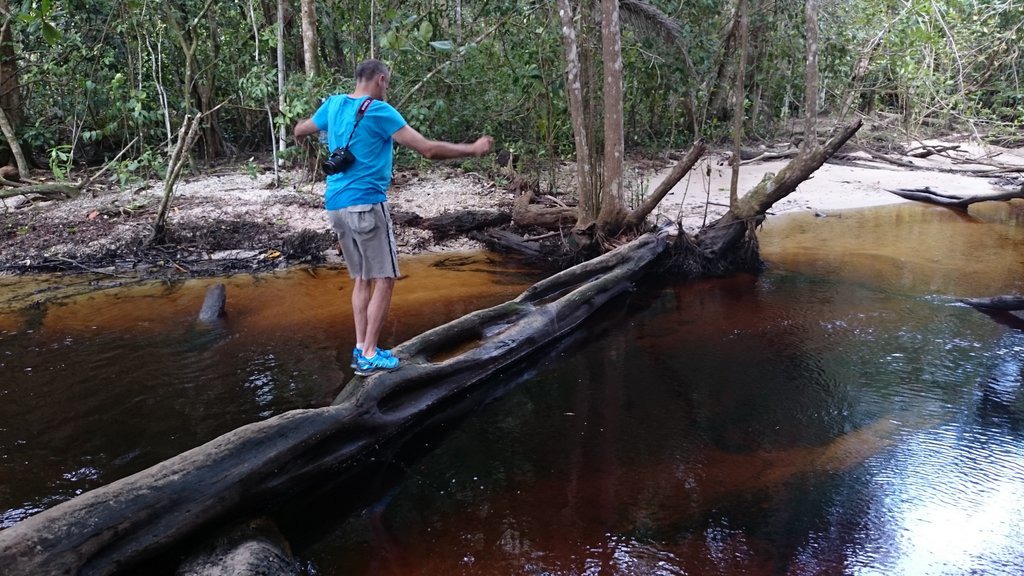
[803,0,819,150]
[557,0,629,246]
[0,0,29,178]
[300,0,319,77]
[598,0,626,234]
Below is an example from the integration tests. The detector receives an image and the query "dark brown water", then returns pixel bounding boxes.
[2,202,1024,575]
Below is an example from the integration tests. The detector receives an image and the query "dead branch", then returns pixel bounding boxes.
[0,183,80,200]
[885,187,1024,209]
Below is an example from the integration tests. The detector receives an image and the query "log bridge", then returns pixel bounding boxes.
[0,229,670,576]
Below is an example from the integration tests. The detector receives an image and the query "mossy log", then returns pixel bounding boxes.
[0,230,669,576]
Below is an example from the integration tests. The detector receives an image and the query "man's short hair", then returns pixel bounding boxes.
[355,59,389,82]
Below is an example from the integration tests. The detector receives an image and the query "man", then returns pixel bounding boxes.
[293,59,493,375]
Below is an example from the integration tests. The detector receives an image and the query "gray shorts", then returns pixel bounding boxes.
[328,202,400,279]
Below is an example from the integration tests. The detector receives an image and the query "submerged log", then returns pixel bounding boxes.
[176,518,298,576]
[0,230,670,576]
[198,283,227,322]
[886,187,1024,209]
[961,295,1024,311]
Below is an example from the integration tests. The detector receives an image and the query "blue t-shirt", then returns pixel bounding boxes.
[312,95,407,210]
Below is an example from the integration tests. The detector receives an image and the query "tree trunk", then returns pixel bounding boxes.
[597,0,626,235]
[0,7,29,179]
[803,0,820,150]
[276,0,287,153]
[557,0,598,233]
[198,6,225,161]
[300,0,319,77]
[729,0,749,209]
[0,231,670,576]
[151,114,203,245]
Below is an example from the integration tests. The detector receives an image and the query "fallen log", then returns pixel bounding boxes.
[885,187,1024,209]
[0,229,670,576]
[961,295,1024,311]
[697,118,863,257]
[0,182,80,200]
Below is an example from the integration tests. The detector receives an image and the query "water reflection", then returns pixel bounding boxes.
[0,253,535,532]
[2,204,1024,574]
[300,204,1024,575]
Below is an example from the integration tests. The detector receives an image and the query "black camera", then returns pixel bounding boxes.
[323,147,356,175]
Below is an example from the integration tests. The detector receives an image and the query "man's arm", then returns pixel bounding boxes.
[293,118,320,139]
[392,125,493,160]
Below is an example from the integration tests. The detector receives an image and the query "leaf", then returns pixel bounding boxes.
[418,20,433,42]
[429,40,454,51]
[42,22,62,45]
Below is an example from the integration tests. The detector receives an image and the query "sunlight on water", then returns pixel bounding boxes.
[759,202,1024,296]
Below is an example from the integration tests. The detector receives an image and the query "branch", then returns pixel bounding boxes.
[624,139,706,229]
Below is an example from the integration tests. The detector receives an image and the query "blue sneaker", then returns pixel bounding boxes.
[355,349,400,376]
[351,346,393,368]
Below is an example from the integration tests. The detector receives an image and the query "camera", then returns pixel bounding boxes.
[323,147,356,175]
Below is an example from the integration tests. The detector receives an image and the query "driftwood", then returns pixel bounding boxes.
[886,187,1024,209]
[738,146,799,165]
[0,230,669,576]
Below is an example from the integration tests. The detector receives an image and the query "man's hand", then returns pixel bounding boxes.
[472,136,494,157]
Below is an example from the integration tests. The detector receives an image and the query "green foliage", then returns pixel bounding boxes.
[2,0,1022,185]
[48,145,73,181]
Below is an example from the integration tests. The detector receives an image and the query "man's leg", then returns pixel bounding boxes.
[351,277,373,349]
[362,277,395,356]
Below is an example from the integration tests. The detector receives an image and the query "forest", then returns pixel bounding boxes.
[2,1,1024,574]
[1,0,1021,191]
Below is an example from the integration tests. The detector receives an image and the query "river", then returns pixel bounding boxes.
[1,202,1023,574]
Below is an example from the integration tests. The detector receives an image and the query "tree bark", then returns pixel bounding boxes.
[598,0,626,234]
[0,231,669,576]
[557,0,598,230]
[729,0,749,209]
[802,0,820,150]
[300,0,320,77]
